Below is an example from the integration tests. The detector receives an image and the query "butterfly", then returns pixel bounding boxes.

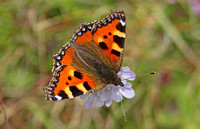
[43,10,126,101]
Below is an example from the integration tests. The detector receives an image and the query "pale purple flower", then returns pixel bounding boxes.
[80,66,136,109]
[188,0,200,16]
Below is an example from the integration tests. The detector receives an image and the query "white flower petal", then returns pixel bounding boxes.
[119,87,135,99]
[124,82,132,88]
[112,92,122,102]
[121,79,127,85]
[111,86,122,102]
[118,67,136,81]
[104,88,112,99]
[121,71,136,81]
[121,66,130,71]
[95,97,104,107]
[105,99,112,107]
[84,94,95,109]
[100,95,106,101]
[97,89,104,96]
[111,86,120,92]
[81,66,136,109]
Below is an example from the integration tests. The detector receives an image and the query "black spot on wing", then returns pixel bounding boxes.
[99,42,108,50]
[68,76,71,80]
[113,35,125,48]
[111,49,121,57]
[70,86,83,97]
[83,81,92,90]
[74,71,83,79]
[116,22,125,33]
[58,90,69,99]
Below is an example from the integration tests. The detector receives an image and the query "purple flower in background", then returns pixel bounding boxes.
[80,66,136,109]
[188,0,200,16]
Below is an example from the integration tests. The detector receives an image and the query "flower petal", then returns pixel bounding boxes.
[121,66,130,71]
[95,97,104,107]
[112,92,122,102]
[121,71,136,81]
[111,86,122,102]
[105,99,112,107]
[124,82,132,88]
[119,87,135,99]
[118,67,136,81]
[84,94,95,109]
[81,66,136,109]
[104,88,112,99]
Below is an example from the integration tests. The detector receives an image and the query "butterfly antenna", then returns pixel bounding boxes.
[120,99,127,121]
[137,72,156,77]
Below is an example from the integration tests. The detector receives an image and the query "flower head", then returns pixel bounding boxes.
[80,66,136,109]
[188,0,200,16]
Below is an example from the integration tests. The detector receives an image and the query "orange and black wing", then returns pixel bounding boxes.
[44,10,126,101]
[45,21,105,101]
[44,65,105,101]
[51,21,97,72]
[91,10,126,72]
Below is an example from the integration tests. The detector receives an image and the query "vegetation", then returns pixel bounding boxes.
[0,0,200,129]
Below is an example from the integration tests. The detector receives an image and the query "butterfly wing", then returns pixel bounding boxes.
[45,22,106,101]
[52,10,126,73]
[44,10,126,101]
[44,65,106,101]
[91,10,126,72]
[52,22,97,72]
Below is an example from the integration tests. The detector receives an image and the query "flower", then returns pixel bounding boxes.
[188,0,200,16]
[80,66,136,109]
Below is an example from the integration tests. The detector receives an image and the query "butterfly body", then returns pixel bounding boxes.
[72,40,123,85]
[44,10,126,101]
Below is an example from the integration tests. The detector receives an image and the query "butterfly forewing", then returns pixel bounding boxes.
[91,10,126,72]
[52,22,96,73]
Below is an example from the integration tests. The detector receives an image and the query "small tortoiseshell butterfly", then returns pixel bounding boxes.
[44,10,126,101]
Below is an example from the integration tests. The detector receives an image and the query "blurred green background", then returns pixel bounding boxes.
[0,0,200,129]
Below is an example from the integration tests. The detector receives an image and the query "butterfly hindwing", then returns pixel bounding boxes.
[44,65,106,101]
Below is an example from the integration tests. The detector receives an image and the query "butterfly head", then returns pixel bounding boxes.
[99,65,124,87]
[111,74,124,87]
